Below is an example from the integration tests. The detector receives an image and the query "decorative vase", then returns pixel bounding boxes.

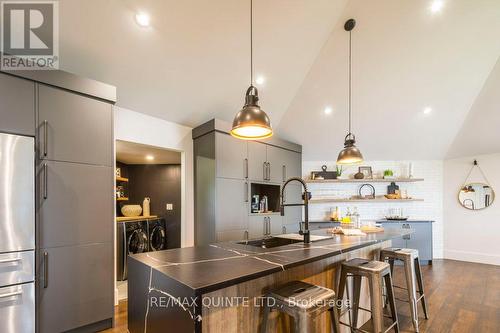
[143,197,151,217]
[121,205,142,217]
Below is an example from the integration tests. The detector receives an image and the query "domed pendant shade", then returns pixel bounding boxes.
[337,19,363,165]
[230,0,273,140]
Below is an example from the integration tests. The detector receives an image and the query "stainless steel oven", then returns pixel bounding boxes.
[0,133,35,333]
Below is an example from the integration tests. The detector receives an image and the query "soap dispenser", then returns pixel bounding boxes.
[143,197,151,217]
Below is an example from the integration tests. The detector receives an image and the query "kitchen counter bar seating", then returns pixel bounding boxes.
[260,281,340,333]
[337,258,399,333]
[380,248,429,332]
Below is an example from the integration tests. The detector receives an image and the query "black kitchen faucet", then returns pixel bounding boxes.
[280,177,312,244]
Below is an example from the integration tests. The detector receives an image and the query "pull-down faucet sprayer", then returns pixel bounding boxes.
[280,177,311,244]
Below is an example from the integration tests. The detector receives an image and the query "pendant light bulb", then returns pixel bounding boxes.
[230,0,273,140]
[337,18,363,165]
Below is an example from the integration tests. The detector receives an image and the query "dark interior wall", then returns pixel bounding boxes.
[116,162,181,249]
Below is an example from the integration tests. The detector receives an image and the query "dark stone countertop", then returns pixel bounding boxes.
[130,229,411,295]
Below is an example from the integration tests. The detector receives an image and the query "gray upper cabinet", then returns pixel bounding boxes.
[247,141,268,182]
[266,145,286,183]
[38,84,113,166]
[38,161,113,248]
[0,73,35,136]
[215,178,248,232]
[215,132,247,179]
[38,243,113,333]
[284,150,302,179]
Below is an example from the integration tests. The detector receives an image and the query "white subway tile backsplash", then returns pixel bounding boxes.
[303,160,444,258]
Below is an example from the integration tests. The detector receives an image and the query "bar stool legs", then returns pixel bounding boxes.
[381,248,429,333]
[338,259,399,333]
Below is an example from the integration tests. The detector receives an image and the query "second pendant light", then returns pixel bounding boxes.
[337,19,364,165]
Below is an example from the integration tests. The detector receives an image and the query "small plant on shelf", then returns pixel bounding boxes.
[383,169,394,179]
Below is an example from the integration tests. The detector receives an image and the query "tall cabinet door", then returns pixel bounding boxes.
[38,161,113,248]
[215,133,247,179]
[247,141,267,181]
[266,145,286,183]
[284,150,302,179]
[38,85,113,166]
[215,178,248,231]
[38,243,114,333]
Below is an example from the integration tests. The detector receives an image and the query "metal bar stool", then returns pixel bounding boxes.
[260,280,340,333]
[337,258,399,333]
[380,248,429,332]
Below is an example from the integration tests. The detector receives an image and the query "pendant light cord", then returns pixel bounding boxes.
[250,0,253,86]
[348,29,352,135]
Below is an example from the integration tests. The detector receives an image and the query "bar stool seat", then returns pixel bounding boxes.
[380,248,429,333]
[261,280,340,333]
[338,258,399,333]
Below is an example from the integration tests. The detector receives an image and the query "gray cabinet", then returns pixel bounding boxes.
[0,73,35,136]
[215,132,247,179]
[38,85,113,166]
[193,119,302,245]
[379,221,433,263]
[38,161,113,248]
[247,141,268,182]
[38,243,114,333]
[215,178,248,232]
[36,84,114,332]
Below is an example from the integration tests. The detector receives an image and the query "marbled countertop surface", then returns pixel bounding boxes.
[130,229,411,295]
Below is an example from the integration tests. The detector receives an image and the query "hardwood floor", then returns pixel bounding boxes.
[100,259,500,333]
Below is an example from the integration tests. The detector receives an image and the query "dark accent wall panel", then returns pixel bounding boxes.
[118,163,181,249]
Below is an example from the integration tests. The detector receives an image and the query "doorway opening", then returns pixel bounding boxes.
[114,140,182,302]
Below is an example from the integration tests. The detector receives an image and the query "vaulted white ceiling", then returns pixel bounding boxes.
[58,0,500,160]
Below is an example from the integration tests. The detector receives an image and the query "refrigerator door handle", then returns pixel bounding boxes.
[0,289,22,299]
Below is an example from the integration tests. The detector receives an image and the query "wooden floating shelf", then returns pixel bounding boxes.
[116,215,158,222]
[306,178,424,184]
[310,198,424,204]
[116,176,129,182]
[116,197,129,201]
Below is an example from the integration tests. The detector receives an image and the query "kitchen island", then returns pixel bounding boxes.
[128,229,411,333]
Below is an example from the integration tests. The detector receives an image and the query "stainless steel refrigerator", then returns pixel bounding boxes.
[0,133,35,333]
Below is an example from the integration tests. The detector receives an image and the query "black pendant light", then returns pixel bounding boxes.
[337,19,364,164]
[230,0,273,140]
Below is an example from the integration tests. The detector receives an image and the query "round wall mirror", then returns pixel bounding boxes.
[458,183,495,210]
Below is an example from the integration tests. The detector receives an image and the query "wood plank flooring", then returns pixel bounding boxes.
[100,259,500,333]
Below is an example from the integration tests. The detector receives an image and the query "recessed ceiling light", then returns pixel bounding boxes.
[255,76,265,85]
[324,107,333,115]
[430,0,444,13]
[145,155,154,161]
[423,107,432,115]
[135,12,151,27]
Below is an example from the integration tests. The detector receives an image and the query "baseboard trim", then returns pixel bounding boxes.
[444,249,500,266]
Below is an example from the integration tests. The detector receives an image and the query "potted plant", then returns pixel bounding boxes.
[383,169,394,179]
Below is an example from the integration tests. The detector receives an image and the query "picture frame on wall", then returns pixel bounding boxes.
[359,166,373,179]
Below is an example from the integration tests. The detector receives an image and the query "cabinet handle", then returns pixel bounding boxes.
[43,120,48,157]
[244,230,249,240]
[43,252,48,288]
[263,162,267,181]
[267,162,271,181]
[282,226,286,234]
[244,158,248,179]
[282,165,286,182]
[263,217,267,235]
[43,163,48,199]
[244,182,248,202]
[0,257,21,264]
